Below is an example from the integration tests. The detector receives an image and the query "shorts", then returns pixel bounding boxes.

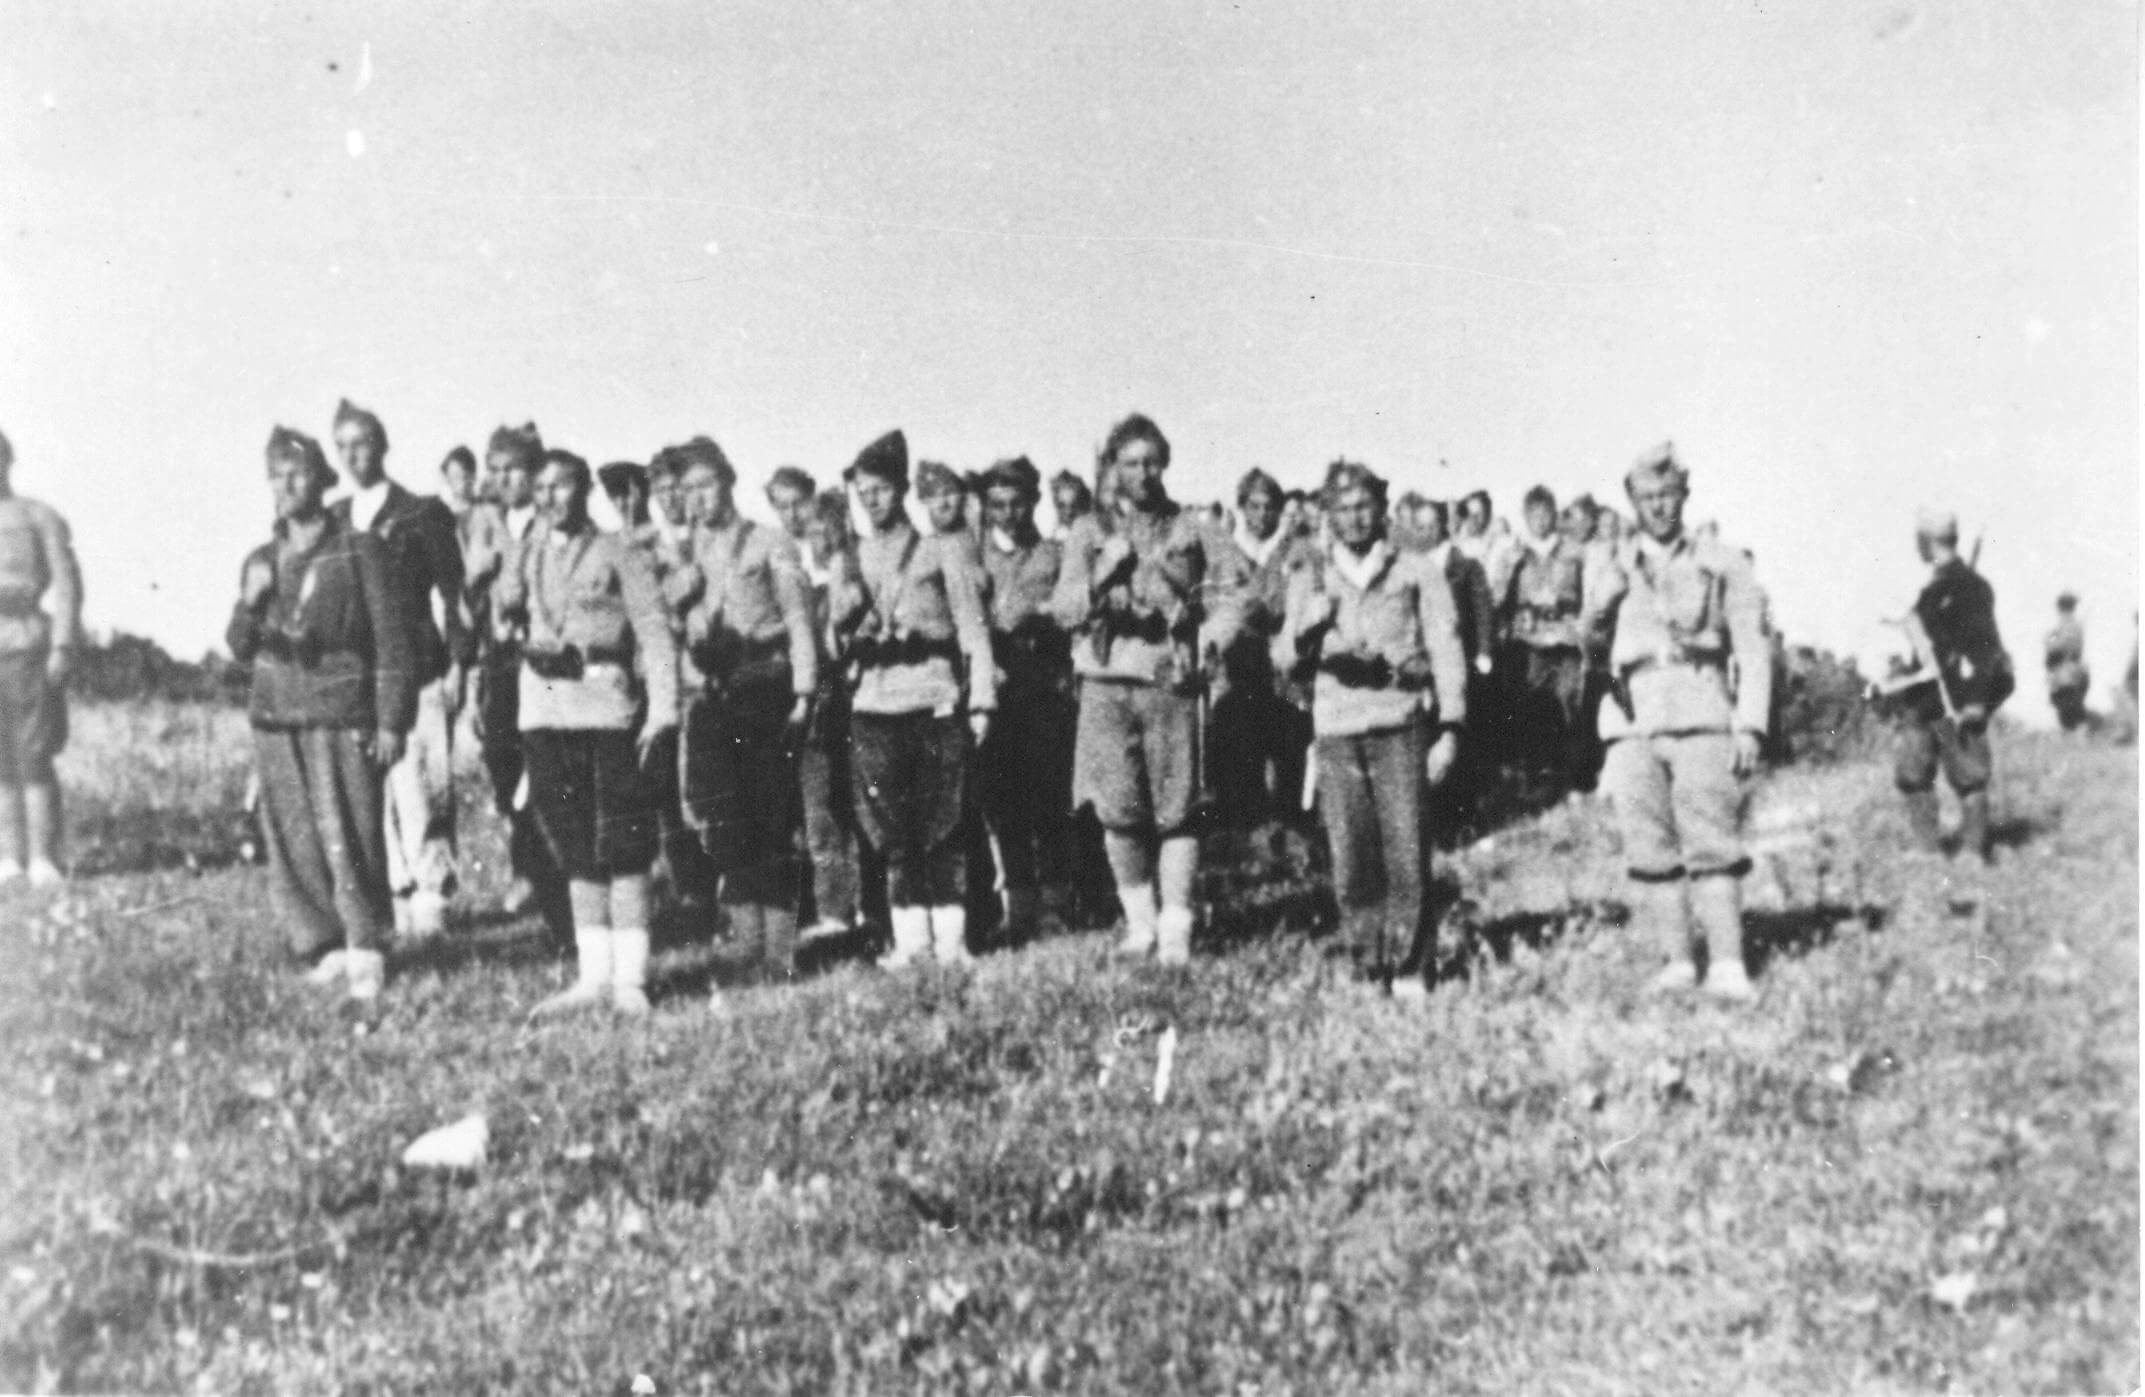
[1072,678,1198,835]
[680,667,799,872]
[1602,731,1748,880]
[1893,713,1992,795]
[0,648,65,784]
[523,727,660,880]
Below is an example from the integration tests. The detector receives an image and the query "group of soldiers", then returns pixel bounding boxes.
[0,411,2057,1016]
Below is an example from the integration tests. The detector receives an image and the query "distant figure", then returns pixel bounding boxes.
[1208,467,1314,833]
[1592,443,1773,1004]
[1493,484,1592,788]
[2044,592,2091,732]
[597,461,650,530]
[1050,470,1094,539]
[328,399,468,940]
[795,488,866,940]
[438,445,478,523]
[1895,507,2012,868]
[228,427,413,1000]
[0,429,83,886]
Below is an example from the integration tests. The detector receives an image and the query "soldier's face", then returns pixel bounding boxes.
[683,467,729,527]
[1113,438,1166,509]
[1560,504,1595,544]
[1524,500,1557,538]
[1421,509,1449,548]
[650,474,685,526]
[489,453,537,509]
[268,452,326,521]
[984,484,1033,537]
[1240,489,1281,541]
[854,475,904,532]
[1629,479,1686,543]
[333,422,386,488]
[922,489,965,534]
[1329,484,1382,551]
[768,484,813,539]
[1052,482,1088,524]
[441,459,474,507]
[537,464,588,529]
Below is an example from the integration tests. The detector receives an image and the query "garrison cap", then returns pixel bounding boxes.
[597,461,647,496]
[672,435,736,489]
[266,425,335,488]
[439,444,476,473]
[487,422,545,472]
[846,430,909,487]
[766,464,816,499]
[1523,484,1557,512]
[1567,493,1598,515]
[914,459,963,499]
[1913,505,1958,541]
[982,455,1041,498]
[1236,466,1284,507]
[1624,441,1688,493]
[333,397,387,451]
[647,445,685,480]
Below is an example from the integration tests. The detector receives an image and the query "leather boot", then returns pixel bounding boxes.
[1688,875,1754,1003]
[1634,879,1698,992]
[532,927,611,1017]
[1957,791,1992,865]
[1902,789,1942,852]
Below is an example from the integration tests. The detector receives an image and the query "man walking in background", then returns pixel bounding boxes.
[1592,443,1773,1004]
[328,399,469,939]
[229,427,413,1000]
[0,429,83,886]
[2044,592,2091,732]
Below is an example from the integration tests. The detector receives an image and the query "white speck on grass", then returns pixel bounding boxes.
[1153,1026,1177,1106]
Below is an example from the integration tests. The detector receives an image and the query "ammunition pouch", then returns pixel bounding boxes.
[689,630,789,685]
[523,642,631,681]
[852,633,962,669]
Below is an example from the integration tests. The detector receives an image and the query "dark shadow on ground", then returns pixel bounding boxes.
[66,810,260,879]
[1744,901,1887,977]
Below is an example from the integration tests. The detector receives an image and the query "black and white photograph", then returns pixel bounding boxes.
[0,2,2136,1391]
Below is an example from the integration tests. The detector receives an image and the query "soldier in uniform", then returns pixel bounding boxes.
[831,431,996,966]
[1050,470,1095,539]
[1415,497,1496,839]
[796,488,866,940]
[1591,443,1773,1003]
[915,461,979,556]
[667,439,819,992]
[228,427,413,999]
[495,449,678,1016]
[1280,461,1466,994]
[464,423,562,921]
[328,399,469,939]
[438,445,479,525]
[1052,413,1244,965]
[2044,592,2091,732]
[0,430,82,887]
[975,455,1071,944]
[1208,467,1313,831]
[1495,485,1592,789]
[1895,507,2011,866]
[765,465,817,542]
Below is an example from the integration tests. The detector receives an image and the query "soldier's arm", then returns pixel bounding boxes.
[1719,549,1772,737]
[764,532,819,700]
[418,500,472,668]
[354,534,419,735]
[33,503,84,656]
[617,544,679,733]
[1049,522,1099,631]
[1275,564,1322,676]
[1414,557,1469,728]
[663,538,707,636]
[1190,525,1246,657]
[939,540,996,713]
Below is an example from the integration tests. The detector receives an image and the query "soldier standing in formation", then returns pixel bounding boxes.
[2044,592,2091,732]
[1592,444,1773,1003]
[0,430,83,887]
[1894,508,2010,869]
[496,450,678,1016]
[668,438,819,994]
[1053,414,1242,965]
[1494,484,1591,788]
[328,399,469,940]
[229,428,413,1000]
[1281,460,1466,993]
[795,486,866,940]
[1207,467,1314,832]
[975,455,1070,944]
[832,431,996,966]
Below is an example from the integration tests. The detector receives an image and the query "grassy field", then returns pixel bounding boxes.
[0,703,2135,1394]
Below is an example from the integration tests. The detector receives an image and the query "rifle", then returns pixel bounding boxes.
[1884,610,1961,726]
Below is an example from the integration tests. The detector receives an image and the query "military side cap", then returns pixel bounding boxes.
[1914,505,1958,541]
[266,424,336,488]
[847,430,908,487]
[914,459,962,498]
[597,461,647,495]
[487,422,545,470]
[672,435,736,489]
[983,455,1040,497]
[1624,440,1687,492]
[333,397,388,451]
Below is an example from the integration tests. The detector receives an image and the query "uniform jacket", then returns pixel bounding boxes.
[2044,616,2089,691]
[0,495,83,655]
[667,515,818,698]
[462,503,541,654]
[1428,540,1496,664]
[330,481,469,682]
[228,512,417,733]
[1051,499,1245,687]
[1277,538,1469,739]
[983,530,1067,688]
[1591,530,1773,740]
[1496,532,1588,651]
[832,519,995,717]
[1914,558,2011,712]
[496,518,678,733]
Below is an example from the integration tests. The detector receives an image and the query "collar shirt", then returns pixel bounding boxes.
[984,531,1063,639]
[1219,525,1309,642]
[1597,529,1772,740]
[837,520,996,717]
[348,479,392,533]
[508,519,678,733]
[1051,500,1245,686]
[330,481,469,680]
[1278,539,1468,738]
[668,516,818,698]
[226,512,416,733]
[1502,533,1588,651]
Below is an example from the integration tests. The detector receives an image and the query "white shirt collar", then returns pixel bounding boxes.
[990,526,1022,555]
[1328,538,1392,592]
[506,504,538,539]
[1234,521,1284,569]
[349,479,392,531]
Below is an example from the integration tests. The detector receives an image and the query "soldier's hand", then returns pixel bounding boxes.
[1473,652,1494,677]
[1731,730,1762,778]
[370,727,406,769]
[969,709,992,746]
[1425,728,1460,788]
[242,557,275,609]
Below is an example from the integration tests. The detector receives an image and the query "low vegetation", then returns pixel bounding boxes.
[0,704,2134,1393]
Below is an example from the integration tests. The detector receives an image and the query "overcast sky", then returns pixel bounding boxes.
[3,1,2135,717]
